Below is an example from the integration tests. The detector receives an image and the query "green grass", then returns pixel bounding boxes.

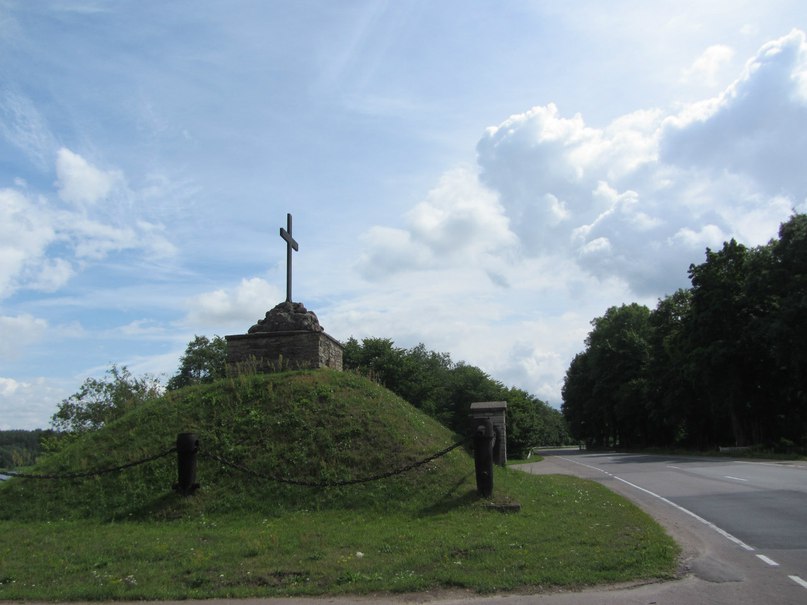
[0,370,476,520]
[0,470,677,600]
[0,370,679,599]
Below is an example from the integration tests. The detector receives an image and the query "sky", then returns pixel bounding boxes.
[1,1,807,430]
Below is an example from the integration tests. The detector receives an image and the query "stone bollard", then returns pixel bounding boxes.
[174,433,200,496]
[473,418,495,498]
[469,401,507,466]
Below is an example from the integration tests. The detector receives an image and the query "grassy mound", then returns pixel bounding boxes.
[0,370,477,521]
[0,370,681,599]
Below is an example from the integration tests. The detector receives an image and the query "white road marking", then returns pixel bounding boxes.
[789,575,807,589]
[725,475,749,482]
[559,456,756,552]
[667,465,682,470]
[756,554,779,566]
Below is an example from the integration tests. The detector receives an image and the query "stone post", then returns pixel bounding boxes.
[469,401,507,466]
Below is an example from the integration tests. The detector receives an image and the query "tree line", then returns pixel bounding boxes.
[0,430,52,469]
[562,214,807,452]
[343,337,570,455]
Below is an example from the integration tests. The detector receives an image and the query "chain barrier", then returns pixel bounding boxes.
[201,437,469,488]
[0,447,176,480]
[0,437,469,488]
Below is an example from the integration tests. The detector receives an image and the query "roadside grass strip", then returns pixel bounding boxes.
[0,472,678,600]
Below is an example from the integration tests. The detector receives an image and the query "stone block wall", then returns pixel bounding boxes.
[225,330,344,374]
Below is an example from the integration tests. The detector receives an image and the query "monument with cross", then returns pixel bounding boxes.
[225,213,344,374]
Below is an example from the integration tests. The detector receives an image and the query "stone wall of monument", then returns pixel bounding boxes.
[225,330,343,374]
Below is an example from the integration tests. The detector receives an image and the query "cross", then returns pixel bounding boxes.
[279,213,299,303]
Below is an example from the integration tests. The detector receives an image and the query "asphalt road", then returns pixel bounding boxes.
[514,449,807,604]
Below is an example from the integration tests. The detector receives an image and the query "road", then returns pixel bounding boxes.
[513,449,807,604]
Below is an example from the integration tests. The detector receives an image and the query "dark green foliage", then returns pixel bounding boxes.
[167,335,227,390]
[563,213,807,452]
[0,430,50,469]
[344,337,570,455]
[562,304,652,449]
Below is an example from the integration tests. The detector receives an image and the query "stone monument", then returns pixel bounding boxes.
[225,214,344,374]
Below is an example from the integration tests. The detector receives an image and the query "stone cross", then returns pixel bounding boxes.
[279,213,299,303]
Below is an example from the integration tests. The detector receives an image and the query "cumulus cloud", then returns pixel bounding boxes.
[471,30,805,295]
[185,277,281,328]
[356,167,517,282]
[349,30,807,401]
[681,44,735,86]
[661,29,807,201]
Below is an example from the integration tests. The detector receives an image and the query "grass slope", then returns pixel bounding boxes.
[0,370,679,599]
[0,370,476,520]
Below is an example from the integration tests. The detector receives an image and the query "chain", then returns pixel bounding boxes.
[1,436,470,487]
[0,447,177,480]
[201,437,468,488]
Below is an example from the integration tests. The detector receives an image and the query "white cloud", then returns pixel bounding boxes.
[356,167,517,282]
[356,226,429,280]
[0,314,48,360]
[681,44,735,86]
[350,30,807,403]
[0,188,57,298]
[469,30,806,295]
[326,252,634,404]
[476,103,662,256]
[661,29,807,200]
[55,147,123,205]
[0,376,68,430]
[185,277,282,329]
[0,150,176,300]
[0,377,21,397]
[29,257,74,292]
[671,224,728,249]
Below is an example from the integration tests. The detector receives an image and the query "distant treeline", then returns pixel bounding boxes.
[562,214,807,452]
[343,337,571,455]
[0,430,51,469]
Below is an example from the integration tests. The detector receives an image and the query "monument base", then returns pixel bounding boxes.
[225,330,344,374]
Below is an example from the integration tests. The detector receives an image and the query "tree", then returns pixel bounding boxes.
[343,336,566,449]
[505,387,569,455]
[646,289,707,447]
[562,351,596,445]
[0,430,50,468]
[166,335,227,390]
[687,240,771,446]
[51,365,162,434]
[766,214,807,444]
[563,215,807,452]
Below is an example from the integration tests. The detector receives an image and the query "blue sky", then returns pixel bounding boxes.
[2,1,806,429]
